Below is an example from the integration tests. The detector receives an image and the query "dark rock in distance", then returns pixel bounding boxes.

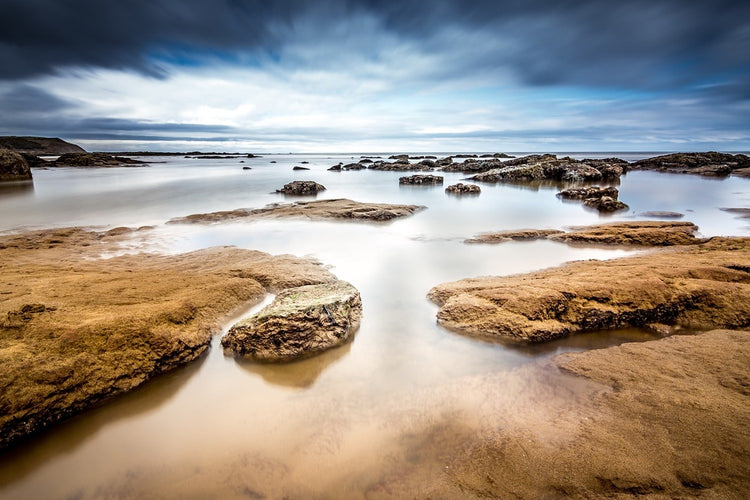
[631,152,750,177]
[446,183,481,195]
[399,174,444,185]
[276,180,326,195]
[242,166,252,170]
[293,166,310,170]
[52,153,146,167]
[328,163,343,171]
[0,149,33,181]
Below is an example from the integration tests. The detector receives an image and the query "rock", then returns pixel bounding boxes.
[388,154,409,161]
[436,156,453,166]
[428,237,750,343]
[168,199,425,224]
[0,136,85,155]
[243,166,252,170]
[341,162,368,170]
[359,159,373,164]
[369,161,433,171]
[246,154,260,158]
[639,211,684,219]
[479,153,514,158]
[454,154,478,158]
[276,180,326,195]
[557,186,628,213]
[221,281,362,362]
[468,155,626,184]
[0,149,33,181]
[20,153,49,169]
[328,163,342,171]
[441,159,504,173]
[467,221,703,247]
[556,186,619,200]
[584,196,629,212]
[631,152,750,177]
[0,227,336,450]
[52,153,146,167]
[293,166,310,170]
[721,207,750,219]
[270,160,277,163]
[419,159,438,168]
[445,183,481,195]
[301,161,309,164]
[399,174,444,185]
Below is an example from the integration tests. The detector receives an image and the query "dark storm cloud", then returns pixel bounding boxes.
[0,85,71,112]
[2,0,749,93]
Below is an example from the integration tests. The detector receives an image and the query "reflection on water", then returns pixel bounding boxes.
[0,153,749,498]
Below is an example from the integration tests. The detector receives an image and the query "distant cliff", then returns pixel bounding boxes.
[0,136,86,155]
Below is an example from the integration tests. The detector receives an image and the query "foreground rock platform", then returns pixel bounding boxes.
[221,280,362,362]
[0,227,336,450]
[429,237,750,343]
[466,221,704,247]
[168,198,424,223]
[450,329,750,498]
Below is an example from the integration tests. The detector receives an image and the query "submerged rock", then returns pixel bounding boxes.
[0,149,32,181]
[399,174,444,185]
[445,183,481,194]
[583,196,629,212]
[222,281,362,362]
[276,180,326,195]
[467,221,704,247]
[292,166,310,171]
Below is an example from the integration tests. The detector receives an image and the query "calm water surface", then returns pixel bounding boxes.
[0,153,748,498]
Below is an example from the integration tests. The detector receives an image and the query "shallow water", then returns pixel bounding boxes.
[0,153,749,498]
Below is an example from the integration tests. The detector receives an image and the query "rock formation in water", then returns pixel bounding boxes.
[52,153,147,167]
[221,280,362,362]
[168,198,425,224]
[0,148,33,181]
[368,160,434,171]
[0,227,337,450]
[466,221,704,246]
[276,180,326,195]
[557,186,628,212]
[466,154,627,182]
[0,136,85,155]
[631,152,750,178]
[292,166,310,170]
[429,236,750,343]
[399,174,444,185]
[445,183,481,194]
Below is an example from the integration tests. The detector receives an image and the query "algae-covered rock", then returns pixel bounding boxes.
[222,280,362,362]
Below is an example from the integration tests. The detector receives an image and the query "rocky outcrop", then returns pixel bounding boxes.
[276,180,326,195]
[399,174,443,185]
[468,155,626,183]
[429,237,750,343]
[52,153,146,167]
[0,136,85,155]
[557,186,628,212]
[0,149,32,181]
[631,152,750,177]
[467,221,703,247]
[342,162,368,170]
[168,198,425,224]
[0,227,336,450]
[445,183,481,194]
[440,159,505,173]
[292,166,310,171]
[369,161,434,171]
[221,281,362,362]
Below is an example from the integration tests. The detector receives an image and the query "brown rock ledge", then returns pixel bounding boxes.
[449,329,750,498]
[466,221,704,246]
[168,198,425,224]
[222,280,361,362]
[0,227,336,450]
[429,237,750,342]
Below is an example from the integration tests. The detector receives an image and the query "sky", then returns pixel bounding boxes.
[1,0,749,153]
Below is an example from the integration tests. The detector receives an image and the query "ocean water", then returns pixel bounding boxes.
[0,153,748,498]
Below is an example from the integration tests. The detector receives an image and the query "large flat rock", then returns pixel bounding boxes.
[168,198,424,224]
[429,237,750,342]
[221,280,362,362]
[0,227,336,450]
